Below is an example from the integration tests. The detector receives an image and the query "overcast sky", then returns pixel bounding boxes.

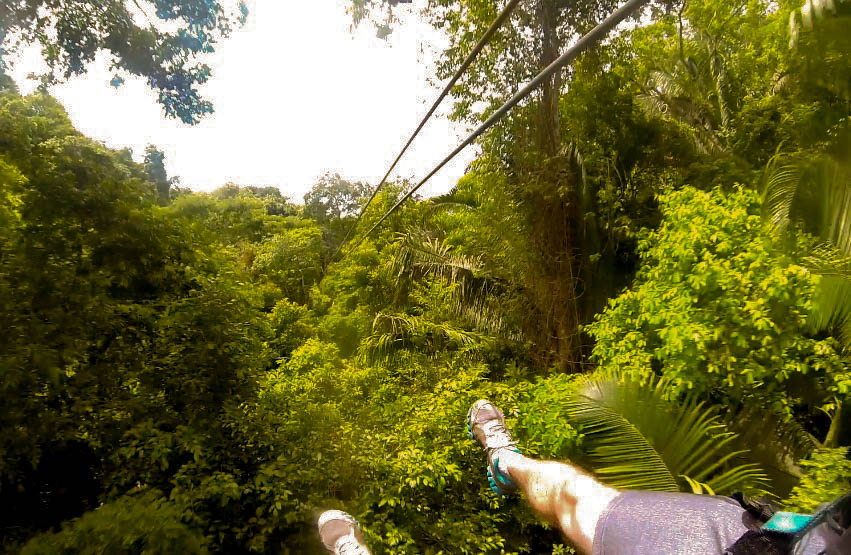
[9,0,477,202]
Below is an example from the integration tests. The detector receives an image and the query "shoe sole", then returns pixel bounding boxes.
[318,510,362,551]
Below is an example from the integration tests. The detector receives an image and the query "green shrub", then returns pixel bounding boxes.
[784,448,851,513]
[21,492,207,554]
[587,186,844,414]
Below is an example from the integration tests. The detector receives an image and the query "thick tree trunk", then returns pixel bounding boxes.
[156,181,171,206]
[527,0,585,371]
[539,0,562,158]
[824,399,849,448]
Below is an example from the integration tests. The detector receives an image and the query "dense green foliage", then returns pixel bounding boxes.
[1,0,248,123]
[588,187,846,410]
[559,373,768,494]
[783,448,851,513]
[1,0,850,553]
[20,492,209,555]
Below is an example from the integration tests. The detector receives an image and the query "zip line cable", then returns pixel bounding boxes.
[347,0,650,252]
[331,0,524,261]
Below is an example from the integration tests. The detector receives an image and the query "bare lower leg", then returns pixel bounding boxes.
[501,452,620,554]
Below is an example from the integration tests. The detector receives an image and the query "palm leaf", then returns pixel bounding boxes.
[820,160,851,254]
[358,312,487,364]
[565,375,767,494]
[391,228,515,337]
[725,404,819,496]
[762,151,851,347]
[637,59,725,154]
[707,41,733,133]
[809,272,851,346]
[761,152,803,229]
[424,200,478,215]
[805,159,851,344]
[393,228,482,281]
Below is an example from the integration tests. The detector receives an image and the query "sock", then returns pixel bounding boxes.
[492,446,524,482]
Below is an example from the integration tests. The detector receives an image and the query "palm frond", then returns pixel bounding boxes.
[558,142,589,212]
[424,200,478,215]
[391,228,516,337]
[761,152,803,229]
[565,375,768,494]
[806,243,851,275]
[761,151,851,347]
[809,272,851,346]
[450,281,520,340]
[708,44,732,133]
[801,244,851,352]
[819,160,851,254]
[393,228,482,282]
[725,404,818,496]
[358,312,487,364]
[637,61,725,154]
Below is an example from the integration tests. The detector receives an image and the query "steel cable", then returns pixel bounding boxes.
[331,0,524,261]
[349,0,650,251]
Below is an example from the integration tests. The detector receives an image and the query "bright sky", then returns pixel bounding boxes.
[9,0,477,202]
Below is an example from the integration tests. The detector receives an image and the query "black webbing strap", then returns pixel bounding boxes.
[732,492,778,525]
[724,530,794,555]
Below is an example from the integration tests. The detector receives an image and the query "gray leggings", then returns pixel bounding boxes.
[592,491,831,554]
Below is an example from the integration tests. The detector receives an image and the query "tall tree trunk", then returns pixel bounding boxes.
[708,41,732,140]
[156,181,171,206]
[539,0,562,158]
[525,0,584,371]
[824,398,850,448]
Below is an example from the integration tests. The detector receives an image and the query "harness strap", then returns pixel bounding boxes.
[724,530,794,555]
[726,493,817,554]
[731,492,777,524]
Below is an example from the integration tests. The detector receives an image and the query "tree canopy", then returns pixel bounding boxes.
[1,0,248,123]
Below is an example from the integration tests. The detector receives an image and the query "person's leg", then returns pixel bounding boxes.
[318,510,372,555]
[467,400,620,554]
[502,453,620,554]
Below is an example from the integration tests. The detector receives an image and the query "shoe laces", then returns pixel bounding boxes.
[335,534,370,555]
[478,417,516,451]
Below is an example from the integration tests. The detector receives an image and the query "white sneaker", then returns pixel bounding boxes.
[317,510,371,555]
[466,399,521,495]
